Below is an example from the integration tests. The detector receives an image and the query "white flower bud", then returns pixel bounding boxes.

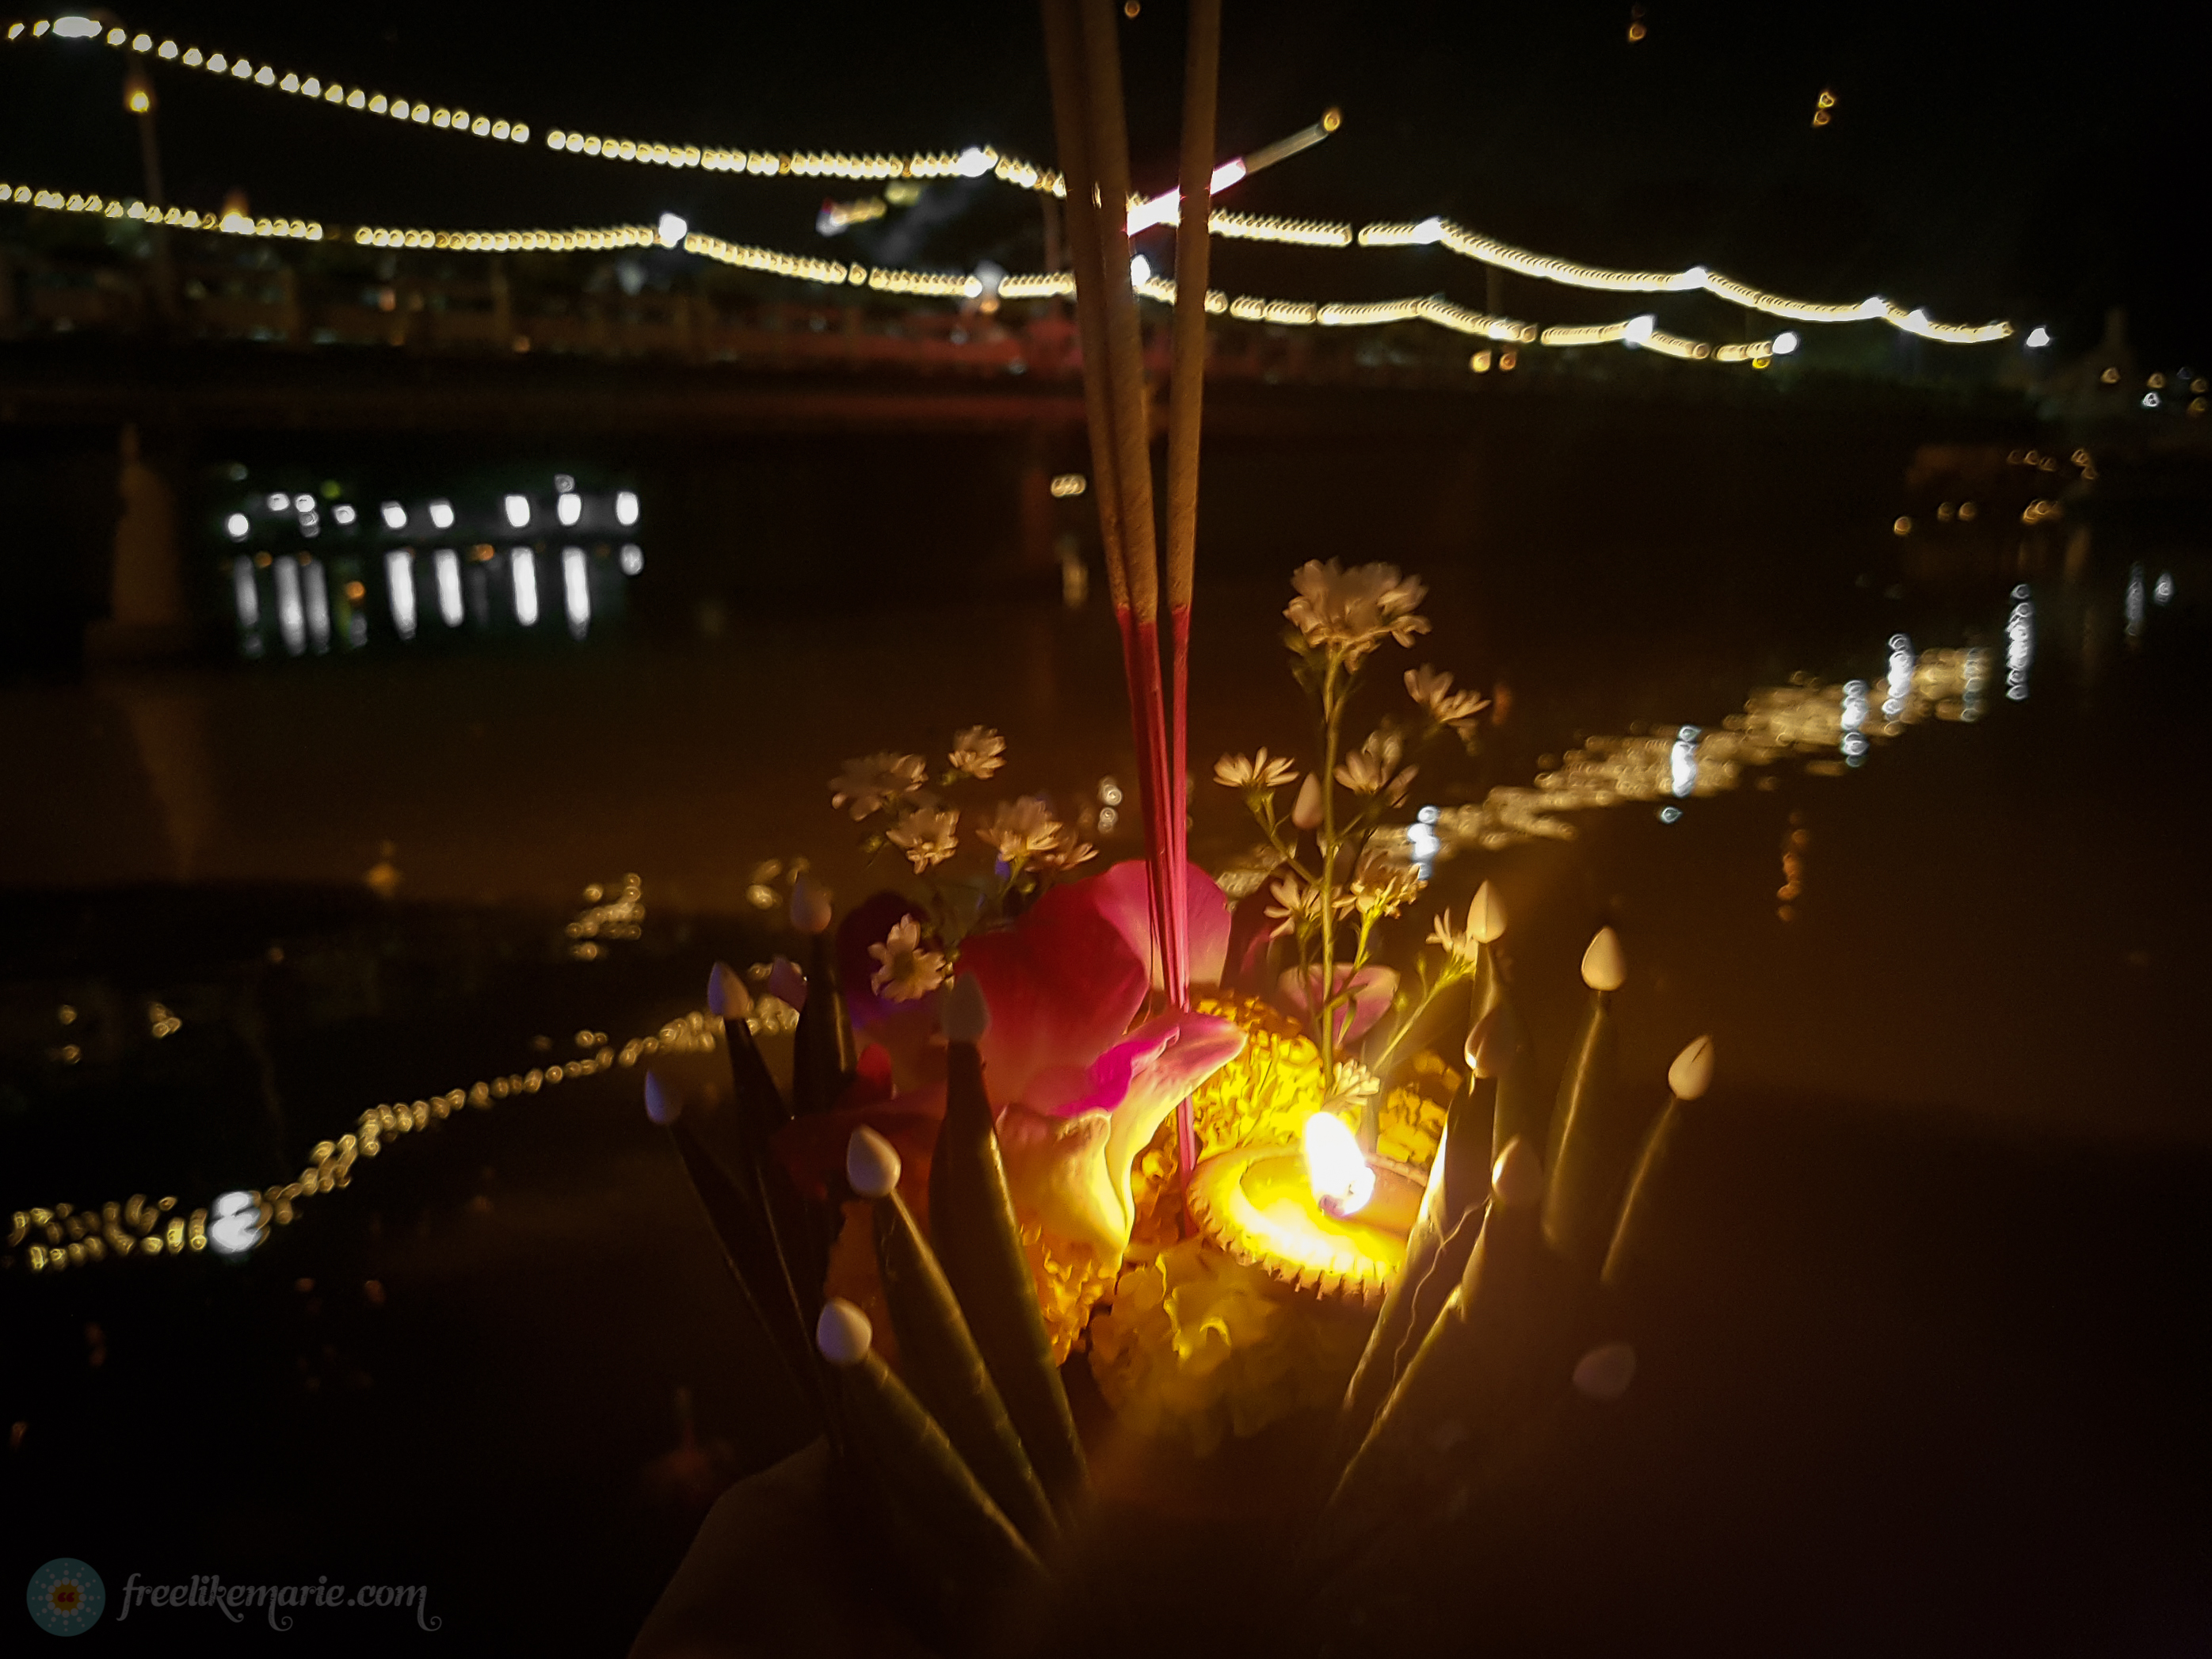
[1291,772,1324,831]
[768,955,807,1011]
[1668,1035,1714,1101]
[1572,1341,1637,1402]
[1467,880,1506,944]
[706,961,751,1020]
[845,1126,902,1198]
[1465,1008,1501,1077]
[1581,926,1626,992]
[944,975,990,1044]
[815,1299,872,1367]
[790,873,833,935]
[1490,1138,1543,1207]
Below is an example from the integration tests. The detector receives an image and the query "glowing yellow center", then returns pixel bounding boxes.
[1302,1111,1374,1218]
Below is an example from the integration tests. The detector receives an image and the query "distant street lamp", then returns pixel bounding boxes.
[123,64,177,320]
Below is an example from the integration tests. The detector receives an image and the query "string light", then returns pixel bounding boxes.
[0,172,1966,370]
[1166,207,1354,248]
[5,23,2008,344]
[0,175,322,238]
[2,17,534,151]
[4,1005,734,1277]
[685,231,863,288]
[352,223,658,252]
[0,179,1741,365]
[1360,218,2009,341]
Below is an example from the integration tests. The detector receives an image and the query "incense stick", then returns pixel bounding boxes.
[1162,0,1221,1182]
[1039,0,1173,998]
[1065,0,1180,1007]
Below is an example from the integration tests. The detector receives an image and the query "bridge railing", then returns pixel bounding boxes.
[0,238,1482,389]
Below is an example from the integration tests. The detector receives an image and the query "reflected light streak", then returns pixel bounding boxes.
[1883,634,1915,721]
[2125,565,2145,639]
[1961,647,1991,723]
[1840,679,1869,763]
[512,547,539,626]
[272,557,305,656]
[562,546,590,639]
[1670,726,1701,797]
[303,559,331,653]
[2004,587,2033,700]
[231,558,259,629]
[1333,627,2046,883]
[433,549,463,627]
[1408,803,1440,880]
[385,550,417,639]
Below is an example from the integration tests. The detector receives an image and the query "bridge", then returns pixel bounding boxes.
[0,222,2182,681]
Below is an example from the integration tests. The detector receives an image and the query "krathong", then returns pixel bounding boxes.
[636,3,1733,1647]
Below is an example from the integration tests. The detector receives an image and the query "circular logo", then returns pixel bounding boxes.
[26,1560,105,1636]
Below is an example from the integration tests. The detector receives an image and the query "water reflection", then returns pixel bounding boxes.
[1369,588,2096,865]
[273,557,305,656]
[1883,635,1913,722]
[1669,726,1700,798]
[2006,586,2034,700]
[1840,679,1870,762]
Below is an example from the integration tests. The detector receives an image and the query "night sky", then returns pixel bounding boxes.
[1,2,2203,363]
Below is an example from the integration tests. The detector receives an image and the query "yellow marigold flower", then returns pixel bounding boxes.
[1087,1237,1368,1454]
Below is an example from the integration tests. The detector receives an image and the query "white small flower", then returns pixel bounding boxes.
[1215,749,1299,790]
[1350,854,1424,920]
[1263,872,1352,940]
[886,802,959,871]
[868,916,948,1002]
[830,752,929,819]
[1334,733,1417,803]
[977,795,1066,863]
[1427,910,1481,965]
[1285,559,1430,664]
[1405,665,1490,730]
[1264,873,1319,939]
[948,726,1006,780]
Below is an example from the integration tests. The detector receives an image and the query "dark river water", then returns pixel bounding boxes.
[2,509,2208,1649]
[10,517,2207,1134]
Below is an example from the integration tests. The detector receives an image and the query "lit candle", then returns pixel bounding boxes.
[1186,1111,1424,1304]
[1303,1111,1375,1219]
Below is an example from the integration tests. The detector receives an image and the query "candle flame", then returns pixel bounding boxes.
[1302,1112,1375,1219]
